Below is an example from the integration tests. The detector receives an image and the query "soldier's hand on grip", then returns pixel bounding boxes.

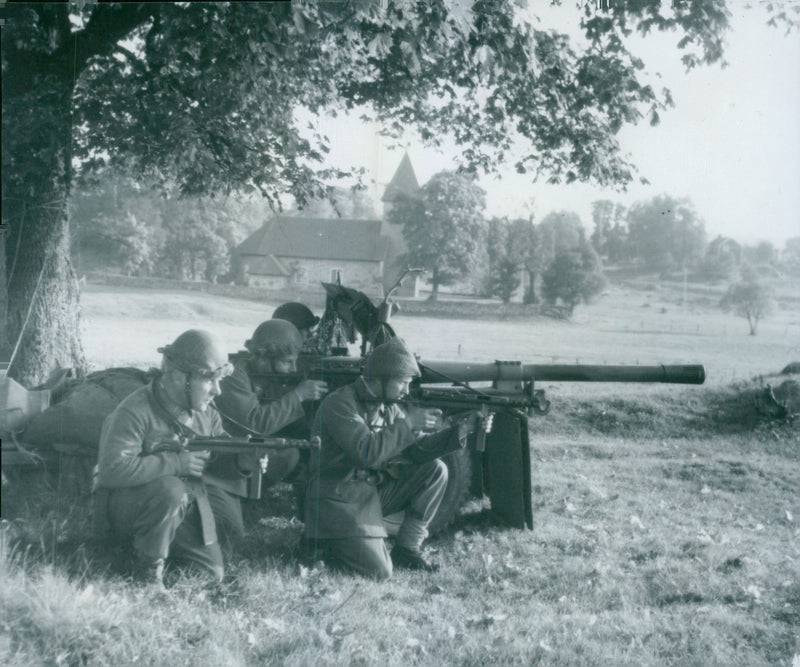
[294,380,329,401]
[482,412,495,434]
[237,451,269,475]
[406,406,443,432]
[179,450,210,478]
[457,411,495,439]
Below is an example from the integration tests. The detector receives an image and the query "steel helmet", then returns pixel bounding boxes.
[272,302,320,331]
[364,337,421,379]
[245,319,303,357]
[158,329,232,379]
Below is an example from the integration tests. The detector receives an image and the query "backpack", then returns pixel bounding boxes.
[21,367,156,450]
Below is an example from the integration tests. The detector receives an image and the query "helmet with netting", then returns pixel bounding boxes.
[245,319,303,357]
[158,329,232,379]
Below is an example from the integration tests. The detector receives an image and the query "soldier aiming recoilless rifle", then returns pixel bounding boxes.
[250,273,706,534]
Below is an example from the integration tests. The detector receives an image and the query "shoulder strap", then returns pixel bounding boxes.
[147,381,202,440]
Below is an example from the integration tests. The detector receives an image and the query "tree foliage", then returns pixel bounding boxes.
[782,237,800,275]
[541,246,606,316]
[283,186,376,220]
[485,217,522,304]
[590,199,628,262]
[388,171,487,300]
[0,0,773,382]
[507,218,541,304]
[720,279,775,336]
[626,195,706,272]
[696,235,742,282]
[537,211,587,268]
[70,170,265,282]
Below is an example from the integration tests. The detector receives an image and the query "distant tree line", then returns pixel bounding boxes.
[588,194,800,282]
[70,171,269,283]
[69,171,376,284]
[75,168,799,327]
[386,172,606,315]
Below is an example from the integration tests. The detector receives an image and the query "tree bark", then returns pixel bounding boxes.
[429,267,440,302]
[3,70,86,386]
[524,270,538,304]
[0,226,9,364]
[2,3,157,385]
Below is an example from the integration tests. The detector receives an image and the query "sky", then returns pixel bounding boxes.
[311,3,800,248]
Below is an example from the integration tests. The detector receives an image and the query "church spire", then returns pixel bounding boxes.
[382,152,420,202]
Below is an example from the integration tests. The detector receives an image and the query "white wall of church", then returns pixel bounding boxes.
[281,258,384,297]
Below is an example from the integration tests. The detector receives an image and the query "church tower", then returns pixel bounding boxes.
[380,153,421,297]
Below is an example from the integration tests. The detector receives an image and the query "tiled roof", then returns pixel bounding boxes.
[235,216,386,262]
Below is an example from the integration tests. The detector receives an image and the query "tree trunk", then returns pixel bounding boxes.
[524,270,538,304]
[0,226,9,365]
[3,71,86,386]
[429,267,440,302]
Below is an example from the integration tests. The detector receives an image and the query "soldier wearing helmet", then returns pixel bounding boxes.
[272,302,320,351]
[214,319,328,492]
[95,329,250,586]
[304,337,492,579]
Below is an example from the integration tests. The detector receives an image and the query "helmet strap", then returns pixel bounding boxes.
[184,373,194,413]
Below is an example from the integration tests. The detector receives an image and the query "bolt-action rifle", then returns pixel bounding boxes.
[185,435,321,500]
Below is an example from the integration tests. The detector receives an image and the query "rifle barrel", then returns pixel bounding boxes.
[187,436,321,451]
[420,362,705,385]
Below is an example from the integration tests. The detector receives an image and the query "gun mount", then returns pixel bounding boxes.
[282,354,705,533]
[260,275,706,534]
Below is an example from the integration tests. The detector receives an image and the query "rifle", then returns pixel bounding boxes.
[186,435,321,499]
[248,356,705,529]
[408,361,705,451]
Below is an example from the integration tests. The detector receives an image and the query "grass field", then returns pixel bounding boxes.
[2,279,799,666]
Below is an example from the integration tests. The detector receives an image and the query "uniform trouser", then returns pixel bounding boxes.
[318,458,448,580]
[103,476,244,581]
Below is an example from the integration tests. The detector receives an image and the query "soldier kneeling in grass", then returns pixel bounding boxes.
[304,337,493,579]
[94,329,260,586]
[214,319,328,504]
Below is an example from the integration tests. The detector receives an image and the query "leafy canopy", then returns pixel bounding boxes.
[4,0,751,211]
[720,279,775,336]
[388,170,487,293]
[541,246,606,316]
[486,217,522,304]
[626,194,706,271]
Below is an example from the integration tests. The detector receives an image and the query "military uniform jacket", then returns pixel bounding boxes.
[96,381,249,497]
[215,358,306,437]
[305,378,416,540]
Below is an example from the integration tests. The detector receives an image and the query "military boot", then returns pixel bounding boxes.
[390,545,439,572]
[131,556,166,589]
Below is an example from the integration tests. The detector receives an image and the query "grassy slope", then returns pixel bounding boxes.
[2,281,799,666]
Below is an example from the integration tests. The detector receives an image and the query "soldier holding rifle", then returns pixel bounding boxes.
[304,337,493,579]
[95,329,259,586]
[215,319,328,489]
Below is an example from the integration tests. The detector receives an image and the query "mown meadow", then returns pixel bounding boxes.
[2,278,798,666]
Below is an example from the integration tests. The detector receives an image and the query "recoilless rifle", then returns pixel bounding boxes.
[256,271,706,532]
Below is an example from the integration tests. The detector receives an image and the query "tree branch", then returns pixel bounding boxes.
[112,43,148,74]
[66,3,158,74]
